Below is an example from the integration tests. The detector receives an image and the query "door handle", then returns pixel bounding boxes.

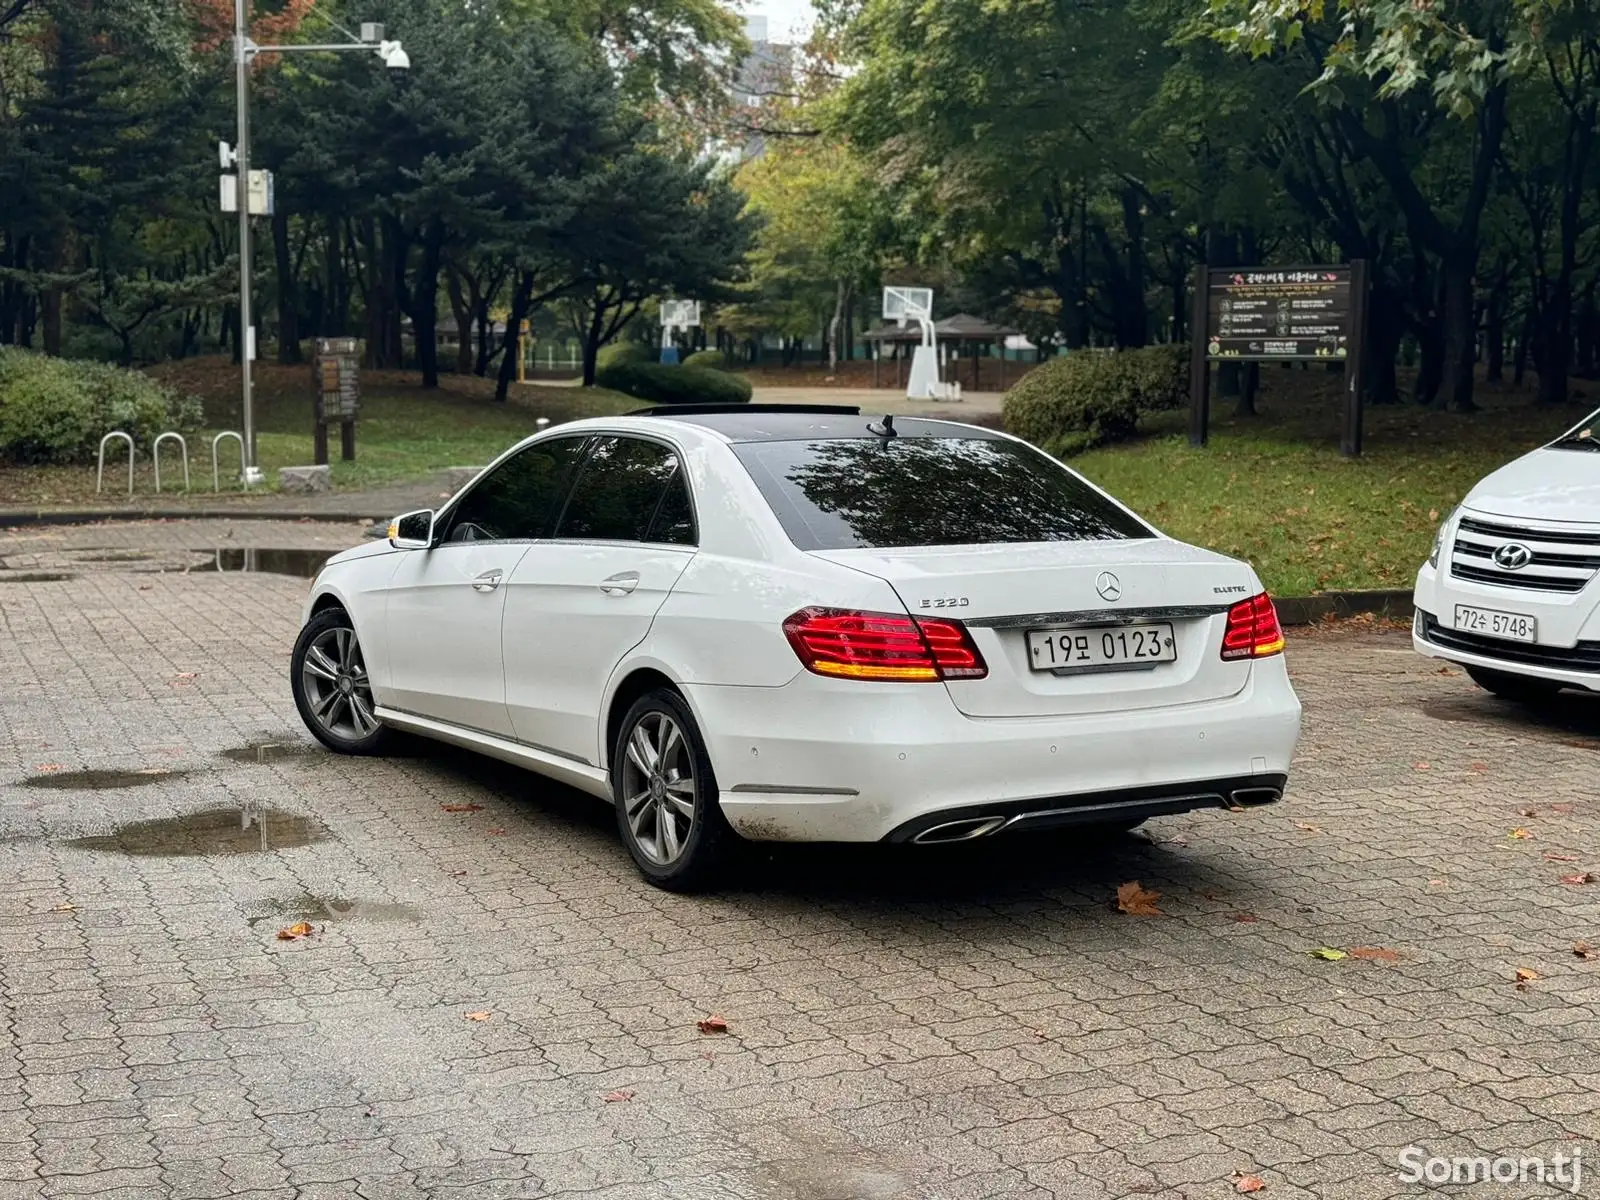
[472,569,504,593]
[599,571,640,596]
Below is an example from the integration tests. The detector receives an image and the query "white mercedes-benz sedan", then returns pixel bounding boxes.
[290,405,1302,890]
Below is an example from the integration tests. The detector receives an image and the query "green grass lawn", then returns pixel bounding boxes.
[0,360,636,506]
[1071,368,1586,594]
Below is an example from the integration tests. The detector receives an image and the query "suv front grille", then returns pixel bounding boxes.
[1449,515,1600,594]
[1419,611,1600,671]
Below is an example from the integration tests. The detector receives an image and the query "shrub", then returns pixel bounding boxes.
[1002,344,1188,456]
[595,361,754,406]
[595,341,653,371]
[682,349,729,371]
[0,349,203,465]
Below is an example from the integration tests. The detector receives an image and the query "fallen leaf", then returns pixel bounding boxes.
[1436,666,1459,676]
[486,828,506,836]
[275,921,315,941]
[440,803,483,813]
[1518,808,1537,818]
[449,870,468,877]
[52,903,75,912]
[1115,881,1163,916]
[1428,879,1447,887]
[1293,821,1324,834]
[1230,912,1259,923]
[602,1089,634,1103]
[169,672,198,687]
[1231,1172,1268,1193]
[1413,762,1431,771]
[137,584,152,591]
[1544,852,1579,862]
[1573,942,1596,961]
[1548,803,1575,815]
[1510,828,1533,840]
[34,764,64,772]
[697,1015,729,1034]
[1468,762,1488,772]
[1560,872,1598,885]
[464,1011,493,1022]
[1515,967,1540,983]
[1308,947,1348,961]
[1347,946,1402,963]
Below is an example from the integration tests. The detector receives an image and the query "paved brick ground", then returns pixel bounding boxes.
[2,521,1599,1200]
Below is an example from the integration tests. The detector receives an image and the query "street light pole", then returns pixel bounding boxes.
[234,0,260,485]
[226,9,408,488]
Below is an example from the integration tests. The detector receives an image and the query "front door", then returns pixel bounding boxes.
[503,435,697,764]
[384,435,589,735]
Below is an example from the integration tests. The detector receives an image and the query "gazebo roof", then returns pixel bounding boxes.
[862,312,1023,342]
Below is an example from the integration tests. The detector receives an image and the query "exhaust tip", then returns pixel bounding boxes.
[912,816,1008,844]
[1229,787,1282,809]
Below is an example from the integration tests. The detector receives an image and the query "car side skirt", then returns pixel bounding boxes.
[374,706,613,800]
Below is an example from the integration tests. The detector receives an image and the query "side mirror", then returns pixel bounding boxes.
[388,509,435,549]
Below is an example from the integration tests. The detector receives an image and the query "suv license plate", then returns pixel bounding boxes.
[1453,604,1537,643]
[1027,623,1176,672]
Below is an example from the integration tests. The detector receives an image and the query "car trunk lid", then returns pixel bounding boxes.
[812,540,1259,717]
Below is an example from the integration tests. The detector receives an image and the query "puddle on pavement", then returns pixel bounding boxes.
[23,767,190,790]
[62,807,328,856]
[220,740,320,764]
[1423,694,1600,744]
[209,548,334,578]
[0,572,77,583]
[246,893,421,927]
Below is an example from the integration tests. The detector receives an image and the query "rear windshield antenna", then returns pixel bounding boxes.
[868,414,897,438]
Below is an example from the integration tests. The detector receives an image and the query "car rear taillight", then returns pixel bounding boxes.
[783,608,989,682]
[1221,593,1286,660]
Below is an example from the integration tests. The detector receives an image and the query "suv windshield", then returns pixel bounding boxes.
[1552,409,1600,450]
[732,436,1154,552]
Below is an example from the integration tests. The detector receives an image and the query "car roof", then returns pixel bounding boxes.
[628,405,1006,443]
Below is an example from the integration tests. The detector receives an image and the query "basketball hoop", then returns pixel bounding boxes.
[882,287,942,400]
[659,300,701,365]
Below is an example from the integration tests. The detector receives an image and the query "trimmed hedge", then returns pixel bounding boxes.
[0,349,203,465]
[1002,344,1187,456]
[595,341,653,370]
[682,349,729,371]
[595,361,754,406]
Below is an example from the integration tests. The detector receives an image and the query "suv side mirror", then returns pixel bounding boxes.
[388,509,436,549]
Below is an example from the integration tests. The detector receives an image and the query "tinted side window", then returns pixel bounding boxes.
[557,437,686,543]
[732,437,1153,551]
[647,469,696,546]
[443,437,588,543]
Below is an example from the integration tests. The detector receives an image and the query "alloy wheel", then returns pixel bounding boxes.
[620,711,697,865]
[299,625,379,741]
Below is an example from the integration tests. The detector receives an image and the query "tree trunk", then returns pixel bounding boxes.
[495,272,535,403]
[272,207,302,365]
[1513,303,1533,387]
[445,265,474,375]
[1438,253,1478,412]
[828,278,847,372]
[581,300,608,388]
[409,219,445,389]
[1366,278,1404,405]
[1577,281,1597,379]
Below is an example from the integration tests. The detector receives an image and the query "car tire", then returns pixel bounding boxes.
[291,607,392,756]
[1465,665,1563,705]
[612,688,734,892]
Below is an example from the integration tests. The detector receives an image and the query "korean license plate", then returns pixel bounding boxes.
[1026,623,1177,672]
[1453,604,1537,643]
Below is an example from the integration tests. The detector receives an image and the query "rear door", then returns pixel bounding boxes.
[733,432,1258,718]
[502,435,697,764]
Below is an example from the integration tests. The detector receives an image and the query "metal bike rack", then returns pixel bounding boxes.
[153,432,190,493]
[211,431,245,492]
[96,432,134,496]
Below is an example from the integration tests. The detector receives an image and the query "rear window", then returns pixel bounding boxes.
[732,436,1154,551]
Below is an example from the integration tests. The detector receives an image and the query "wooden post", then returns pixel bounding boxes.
[999,344,1006,391]
[872,344,880,388]
[1188,263,1211,447]
[314,421,329,466]
[1342,259,1369,457]
[340,419,356,462]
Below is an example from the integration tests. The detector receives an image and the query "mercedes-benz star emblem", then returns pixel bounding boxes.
[1095,571,1123,602]
[1493,543,1533,571]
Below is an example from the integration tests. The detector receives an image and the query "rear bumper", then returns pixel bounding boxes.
[681,659,1301,843]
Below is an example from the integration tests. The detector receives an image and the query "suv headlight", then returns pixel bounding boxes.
[1428,506,1460,568]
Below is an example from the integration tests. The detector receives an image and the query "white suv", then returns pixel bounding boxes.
[1413,407,1600,701]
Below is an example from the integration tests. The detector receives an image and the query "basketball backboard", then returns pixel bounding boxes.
[883,286,933,323]
[661,300,701,329]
